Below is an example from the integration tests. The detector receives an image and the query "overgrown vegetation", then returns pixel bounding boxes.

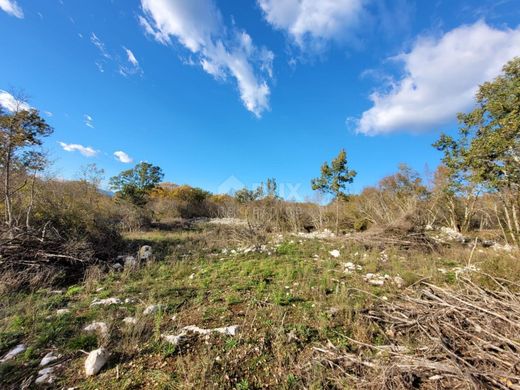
[0,58,519,388]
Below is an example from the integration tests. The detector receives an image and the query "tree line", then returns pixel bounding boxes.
[1,57,519,257]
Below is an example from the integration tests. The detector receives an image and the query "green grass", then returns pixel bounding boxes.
[0,225,516,389]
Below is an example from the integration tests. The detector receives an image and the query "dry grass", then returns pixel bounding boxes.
[0,223,518,389]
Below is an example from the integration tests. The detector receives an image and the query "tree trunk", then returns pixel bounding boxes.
[3,143,14,238]
[25,172,36,230]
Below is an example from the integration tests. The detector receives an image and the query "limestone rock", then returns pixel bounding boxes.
[123,317,137,325]
[83,322,108,336]
[91,297,121,306]
[329,249,340,258]
[84,348,108,377]
[35,366,59,384]
[138,245,153,262]
[40,352,59,366]
[124,256,138,269]
[0,344,26,362]
[143,304,162,315]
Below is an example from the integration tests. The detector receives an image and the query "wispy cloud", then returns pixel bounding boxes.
[90,33,111,59]
[355,21,520,135]
[0,0,23,18]
[114,150,133,163]
[119,47,143,76]
[89,33,143,77]
[0,90,30,112]
[139,0,273,117]
[84,114,94,128]
[59,142,98,157]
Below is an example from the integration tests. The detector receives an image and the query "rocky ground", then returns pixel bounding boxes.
[0,221,519,389]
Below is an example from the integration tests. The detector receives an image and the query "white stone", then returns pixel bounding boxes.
[124,256,138,269]
[1,344,26,362]
[35,366,58,384]
[183,324,239,336]
[143,304,161,315]
[91,297,121,306]
[83,322,108,336]
[162,333,186,346]
[343,262,362,273]
[84,348,108,377]
[56,308,70,315]
[329,249,340,258]
[213,325,239,336]
[440,227,465,242]
[40,351,59,366]
[393,276,405,288]
[112,263,123,271]
[297,229,335,239]
[123,317,137,325]
[138,245,153,261]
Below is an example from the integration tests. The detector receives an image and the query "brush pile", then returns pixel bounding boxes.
[0,226,97,291]
[313,277,520,389]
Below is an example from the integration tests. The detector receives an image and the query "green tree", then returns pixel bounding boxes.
[109,162,164,206]
[0,98,53,234]
[434,57,520,243]
[311,149,357,234]
[234,186,263,204]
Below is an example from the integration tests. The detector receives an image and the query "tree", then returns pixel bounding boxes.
[0,97,53,235]
[234,186,263,204]
[434,57,520,243]
[311,149,357,234]
[109,162,164,206]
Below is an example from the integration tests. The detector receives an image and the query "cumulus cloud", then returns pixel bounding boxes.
[84,114,94,128]
[114,150,133,163]
[139,0,273,117]
[0,0,23,18]
[356,22,520,135]
[0,90,30,112]
[59,142,98,157]
[257,0,366,49]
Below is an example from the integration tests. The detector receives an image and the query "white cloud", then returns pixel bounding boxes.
[139,0,273,117]
[356,22,520,135]
[120,47,143,76]
[113,150,133,163]
[0,90,30,112]
[59,142,98,157]
[90,33,111,59]
[0,0,23,18]
[124,47,139,67]
[257,0,365,48]
[84,114,94,128]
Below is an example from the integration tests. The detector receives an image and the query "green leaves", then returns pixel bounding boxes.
[311,149,356,198]
[109,162,164,206]
[434,57,520,192]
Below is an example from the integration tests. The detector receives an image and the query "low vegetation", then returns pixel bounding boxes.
[0,59,519,388]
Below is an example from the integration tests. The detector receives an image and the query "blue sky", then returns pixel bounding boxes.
[1,0,519,200]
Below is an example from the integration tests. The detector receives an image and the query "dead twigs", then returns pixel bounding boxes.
[312,278,520,389]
